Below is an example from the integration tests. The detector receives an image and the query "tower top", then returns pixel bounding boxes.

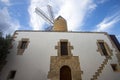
[53,16,68,32]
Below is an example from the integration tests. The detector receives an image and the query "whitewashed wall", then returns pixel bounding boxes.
[0,31,120,80]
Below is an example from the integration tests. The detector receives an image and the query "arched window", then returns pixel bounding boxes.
[60,66,72,80]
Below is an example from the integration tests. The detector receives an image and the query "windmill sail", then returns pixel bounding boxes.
[47,5,54,22]
[35,7,53,24]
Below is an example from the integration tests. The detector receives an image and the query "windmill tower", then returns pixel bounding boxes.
[36,5,81,80]
[35,5,68,32]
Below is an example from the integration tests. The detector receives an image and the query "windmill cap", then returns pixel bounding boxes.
[56,16,65,20]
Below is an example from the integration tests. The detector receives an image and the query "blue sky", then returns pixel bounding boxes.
[0,0,120,42]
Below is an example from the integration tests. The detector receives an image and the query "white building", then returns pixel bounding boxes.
[0,16,120,80]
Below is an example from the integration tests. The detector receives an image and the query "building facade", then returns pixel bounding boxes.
[0,16,120,80]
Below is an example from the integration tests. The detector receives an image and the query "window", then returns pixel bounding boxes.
[111,64,120,72]
[55,39,73,56]
[97,40,112,56]
[60,42,68,56]
[17,38,29,55]
[20,41,27,49]
[7,70,16,79]
[98,42,108,56]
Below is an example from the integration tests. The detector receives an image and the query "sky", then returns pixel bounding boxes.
[0,0,120,42]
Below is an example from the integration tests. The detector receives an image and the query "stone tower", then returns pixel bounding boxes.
[53,16,68,32]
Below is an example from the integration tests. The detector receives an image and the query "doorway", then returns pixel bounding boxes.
[60,66,72,80]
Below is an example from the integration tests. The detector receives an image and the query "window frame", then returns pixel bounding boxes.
[17,38,29,55]
[97,40,112,56]
[60,41,68,56]
[55,39,73,56]
[20,41,28,49]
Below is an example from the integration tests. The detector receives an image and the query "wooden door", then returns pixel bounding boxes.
[60,66,72,80]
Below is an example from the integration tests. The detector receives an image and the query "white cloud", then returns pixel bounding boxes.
[96,11,120,31]
[55,0,97,31]
[28,0,97,31]
[1,0,10,6]
[96,0,108,4]
[0,7,20,35]
[117,35,120,38]
[28,0,49,30]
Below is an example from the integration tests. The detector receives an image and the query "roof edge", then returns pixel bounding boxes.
[14,30,108,34]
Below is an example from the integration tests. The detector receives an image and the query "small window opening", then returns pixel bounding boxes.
[61,42,68,56]
[8,70,16,79]
[111,64,120,72]
[98,42,108,56]
[20,41,27,49]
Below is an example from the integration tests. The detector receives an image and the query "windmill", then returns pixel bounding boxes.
[35,5,54,31]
